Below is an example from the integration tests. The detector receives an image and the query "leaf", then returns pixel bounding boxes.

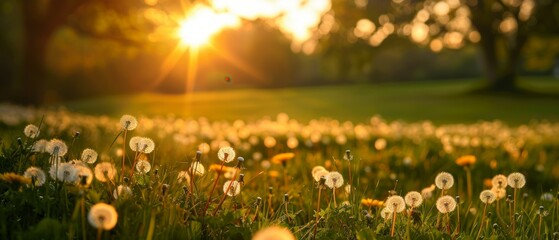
[357,228,375,240]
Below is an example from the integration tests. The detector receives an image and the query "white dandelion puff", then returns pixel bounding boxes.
[435,172,454,190]
[507,172,526,189]
[492,174,508,189]
[189,162,205,176]
[218,146,236,163]
[81,148,98,164]
[436,195,457,213]
[405,191,423,208]
[177,171,191,185]
[24,167,46,186]
[94,162,117,183]
[24,124,40,138]
[480,190,496,204]
[386,195,406,213]
[31,139,48,153]
[88,203,118,230]
[46,139,68,157]
[223,180,241,196]
[135,160,151,174]
[120,115,138,131]
[325,171,344,189]
[113,185,133,199]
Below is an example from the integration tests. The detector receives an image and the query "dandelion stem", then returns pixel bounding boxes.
[465,167,472,202]
[333,188,337,208]
[81,196,86,240]
[512,188,517,237]
[538,212,542,240]
[203,160,225,215]
[313,187,322,240]
[476,203,487,240]
[96,228,103,240]
[213,168,240,216]
[121,129,127,183]
[390,212,397,237]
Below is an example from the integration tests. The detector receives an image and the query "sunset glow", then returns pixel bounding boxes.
[176,6,240,47]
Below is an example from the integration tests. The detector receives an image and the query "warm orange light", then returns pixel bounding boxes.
[176,6,240,47]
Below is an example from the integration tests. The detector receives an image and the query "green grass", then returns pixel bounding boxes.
[57,77,559,125]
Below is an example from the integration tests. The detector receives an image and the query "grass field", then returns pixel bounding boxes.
[58,77,559,125]
[2,77,559,239]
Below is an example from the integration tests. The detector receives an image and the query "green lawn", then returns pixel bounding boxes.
[57,77,559,125]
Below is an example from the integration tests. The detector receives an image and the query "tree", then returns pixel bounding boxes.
[323,0,559,91]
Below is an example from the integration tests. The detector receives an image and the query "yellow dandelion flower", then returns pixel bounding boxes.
[271,153,295,164]
[0,172,31,185]
[456,155,476,167]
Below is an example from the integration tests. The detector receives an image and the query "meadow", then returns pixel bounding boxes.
[1,79,559,239]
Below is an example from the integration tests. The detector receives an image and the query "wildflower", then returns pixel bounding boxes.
[46,139,68,157]
[492,174,508,189]
[24,124,39,138]
[421,184,436,199]
[223,180,241,196]
[361,198,384,208]
[75,166,93,187]
[88,203,118,230]
[135,160,151,174]
[435,172,454,190]
[120,115,138,131]
[268,170,280,179]
[94,162,117,183]
[252,225,295,240]
[343,150,353,161]
[54,162,78,183]
[405,191,424,208]
[0,172,31,185]
[138,138,155,154]
[113,185,133,199]
[480,190,496,204]
[507,172,526,189]
[541,193,554,202]
[24,167,46,186]
[69,159,87,167]
[271,152,295,165]
[218,146,236,163]
[209,164,235,176]
[381,207,393,220]
[177,171,191,185]
[81,148,98,164]
[491,187,506,200]
[129,136,142,151]
[436,196,457,213]
[455,155,476,167]
[312,166,328,182]
[189,162,205,176]
[31,139,48,153]
[325,171,344,189]
[386,195,406,213]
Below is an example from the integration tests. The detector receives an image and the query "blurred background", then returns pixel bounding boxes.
[0,0,558,108]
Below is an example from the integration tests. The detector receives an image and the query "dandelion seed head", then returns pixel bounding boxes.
[380,207,393,220]
[507,172,526,189]
[313,169,329,182]
[223,180,241,196]
[23,167,46,186]
[139,138,155,154]
[480,190,496,204]
[421,184,436,199]
[129,136,142,151]
[32,139,48,153]
[88,203,118,230]
[189,162,205,176]
[94,162,117,183]
[177,171,191,185]
[69,159,87,167]
[75,166,93,187]
[324,171,344,189]
[436,195,457,213]
[46,139,68,157]
[217,146,236,163]
[541,193,554,202]
[435,172,454,190]
[492,174,508,189]
[24,124,40,138]
[113,185,133,199]
[135,160,151,174]
[120,115,138,131]
[252,225,295,240]
[55,162,78,183]
[405,191,423,208]
[385,195,405,213]
[491,187,506,200]
[81,148,98,164]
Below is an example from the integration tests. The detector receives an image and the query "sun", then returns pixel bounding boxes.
[176,6,240,48]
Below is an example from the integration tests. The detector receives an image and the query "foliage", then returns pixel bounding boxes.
[1,108,559,239]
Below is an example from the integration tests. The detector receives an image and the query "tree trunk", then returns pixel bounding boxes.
[16,29,51,105]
